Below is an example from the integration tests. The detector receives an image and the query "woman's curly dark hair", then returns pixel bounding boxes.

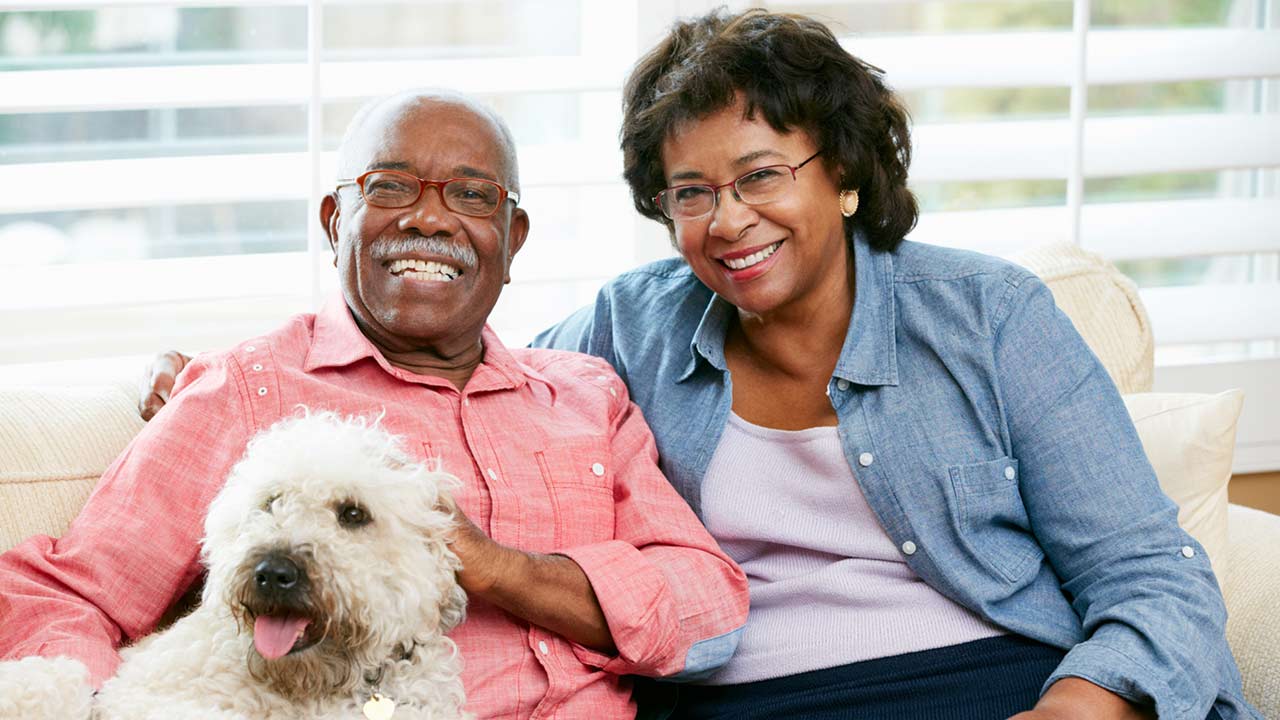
[621,8,917,252]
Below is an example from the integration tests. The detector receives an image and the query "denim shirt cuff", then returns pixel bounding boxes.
[1045,640,1195,720]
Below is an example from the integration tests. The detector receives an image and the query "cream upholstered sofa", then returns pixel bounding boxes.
[1,244,1278,715]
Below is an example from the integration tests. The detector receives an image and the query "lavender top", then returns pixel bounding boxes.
[698,412,1004,685]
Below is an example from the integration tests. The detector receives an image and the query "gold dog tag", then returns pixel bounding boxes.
[363,692,396,720]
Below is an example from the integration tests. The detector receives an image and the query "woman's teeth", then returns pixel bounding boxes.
[722,241,781,270]
[386,258,460,281]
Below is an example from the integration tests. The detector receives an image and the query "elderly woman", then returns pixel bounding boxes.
[533,9,1255,720]
[138,8,1255,720]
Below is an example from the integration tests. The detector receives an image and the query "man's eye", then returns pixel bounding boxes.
[336,503,371,528]
[367,181,411,195]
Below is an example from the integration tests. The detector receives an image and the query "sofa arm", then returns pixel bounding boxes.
[1223,502,1280,717]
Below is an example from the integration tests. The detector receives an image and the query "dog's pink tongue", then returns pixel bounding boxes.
[253,615,310,660]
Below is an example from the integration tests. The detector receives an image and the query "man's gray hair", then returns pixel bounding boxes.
[335,89,520,193]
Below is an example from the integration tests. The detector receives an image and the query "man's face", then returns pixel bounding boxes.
[321,100,529,355]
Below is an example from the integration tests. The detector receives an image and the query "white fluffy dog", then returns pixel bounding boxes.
[0,411,470,720]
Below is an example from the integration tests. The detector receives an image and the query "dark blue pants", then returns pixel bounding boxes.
[669,634,1221,720]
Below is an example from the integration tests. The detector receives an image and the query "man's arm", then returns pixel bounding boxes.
[446,511,616,654]
[0,355,253,687]
[554,367,749,679]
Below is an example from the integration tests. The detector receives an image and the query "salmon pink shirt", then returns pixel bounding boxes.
[0,297,749,720]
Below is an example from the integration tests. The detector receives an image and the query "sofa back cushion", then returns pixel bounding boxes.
[0,385,144,552]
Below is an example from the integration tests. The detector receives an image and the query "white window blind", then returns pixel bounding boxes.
[1,0,1277,467]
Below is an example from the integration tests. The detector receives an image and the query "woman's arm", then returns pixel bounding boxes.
[993,274,1232,718]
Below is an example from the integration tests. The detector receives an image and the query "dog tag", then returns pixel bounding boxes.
[363,692,396,720]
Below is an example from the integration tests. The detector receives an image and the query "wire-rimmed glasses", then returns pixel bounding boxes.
[336,169,520,218]
[654,150,823,221]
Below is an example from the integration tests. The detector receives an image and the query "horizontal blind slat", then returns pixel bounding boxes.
[1142,285,1280,344]
[909,199,1280,260]
[847,29,1280,89]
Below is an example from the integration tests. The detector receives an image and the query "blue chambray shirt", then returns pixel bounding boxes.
[533,234,1259,720]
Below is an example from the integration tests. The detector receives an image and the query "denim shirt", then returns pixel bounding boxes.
[533,235,1259,720]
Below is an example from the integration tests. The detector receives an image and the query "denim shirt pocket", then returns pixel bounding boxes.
[535,439,615,549]
[948,457,1043,583]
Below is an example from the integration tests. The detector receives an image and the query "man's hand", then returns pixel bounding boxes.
[138,351,191,421]
[1009,678,1155,720]
[446,508,616,655]
[448,512,521,596]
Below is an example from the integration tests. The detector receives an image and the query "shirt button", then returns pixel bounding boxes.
[596,375,608,381]
[462,397,470,406]
[537,640,549,655]
[836,379,850,391]
[1004,466,1016,480]
[252,363,263,372]
[257,387,268,396]
[1181,546,1195,558]
[858,452,874,467]
[902,540,917,555]
[486,468,497,480]
[245,345,255,353]
[591,462,605,476]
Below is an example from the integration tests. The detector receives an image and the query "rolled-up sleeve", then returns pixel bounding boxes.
[0,356,253,688]
[994,274,1236,719]
[558,373,749,679]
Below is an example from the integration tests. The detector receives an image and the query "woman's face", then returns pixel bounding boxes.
[659,99,850,320]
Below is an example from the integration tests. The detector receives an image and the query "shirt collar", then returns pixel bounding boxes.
[676,232,899,387]
[677,292,735,382]
[304,294,546,395]
[835,234,899,387]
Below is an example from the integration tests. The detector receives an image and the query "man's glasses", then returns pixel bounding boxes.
[654,151,823,221]
[336,170,520,218]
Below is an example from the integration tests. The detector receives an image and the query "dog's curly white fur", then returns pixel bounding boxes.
[1,411,470,720]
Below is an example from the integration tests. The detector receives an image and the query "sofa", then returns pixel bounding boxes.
[1,243,1277,715]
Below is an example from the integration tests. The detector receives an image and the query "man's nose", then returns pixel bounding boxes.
[398,185,461,235]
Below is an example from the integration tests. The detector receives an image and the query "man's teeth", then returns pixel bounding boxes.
[387,258,461,281]
[723,241,781,270]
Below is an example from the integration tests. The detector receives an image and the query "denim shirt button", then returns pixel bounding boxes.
[1004,466,1016,480]
[901,541,917,555]
[836,379,850,391]
[858,452,874,467]
[1181,546,1195,558]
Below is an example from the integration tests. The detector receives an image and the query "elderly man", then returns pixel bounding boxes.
[0,90,749,718]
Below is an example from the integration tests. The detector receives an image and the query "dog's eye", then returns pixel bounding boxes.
[336,503,371,528]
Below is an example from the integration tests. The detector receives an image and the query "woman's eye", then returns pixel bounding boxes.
[740,168,782,185]
[675,186,710,202]
[337,503,371,528]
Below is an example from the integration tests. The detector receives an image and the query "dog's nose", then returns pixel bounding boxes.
[254,554,302,593]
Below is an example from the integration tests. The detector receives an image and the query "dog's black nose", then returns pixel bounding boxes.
[254,553,302,593]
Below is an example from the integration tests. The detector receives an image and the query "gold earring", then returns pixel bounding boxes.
[839,189,859,218]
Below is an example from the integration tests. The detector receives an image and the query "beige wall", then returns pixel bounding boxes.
[1230,472,1280,516]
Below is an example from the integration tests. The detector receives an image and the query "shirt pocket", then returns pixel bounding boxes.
[535,440,615,549]
[948,456,1043,583]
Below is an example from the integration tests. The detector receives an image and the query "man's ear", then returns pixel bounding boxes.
[320,192,341,258]
[504,207,530,284]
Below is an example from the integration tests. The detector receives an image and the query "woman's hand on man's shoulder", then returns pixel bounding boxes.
[138,350,191,420]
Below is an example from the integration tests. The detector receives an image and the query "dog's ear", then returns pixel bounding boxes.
[439,583,467,633]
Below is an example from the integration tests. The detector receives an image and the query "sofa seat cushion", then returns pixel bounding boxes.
[0,385,144,552]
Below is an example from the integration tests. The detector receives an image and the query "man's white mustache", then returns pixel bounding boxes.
[371,236,477,269]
